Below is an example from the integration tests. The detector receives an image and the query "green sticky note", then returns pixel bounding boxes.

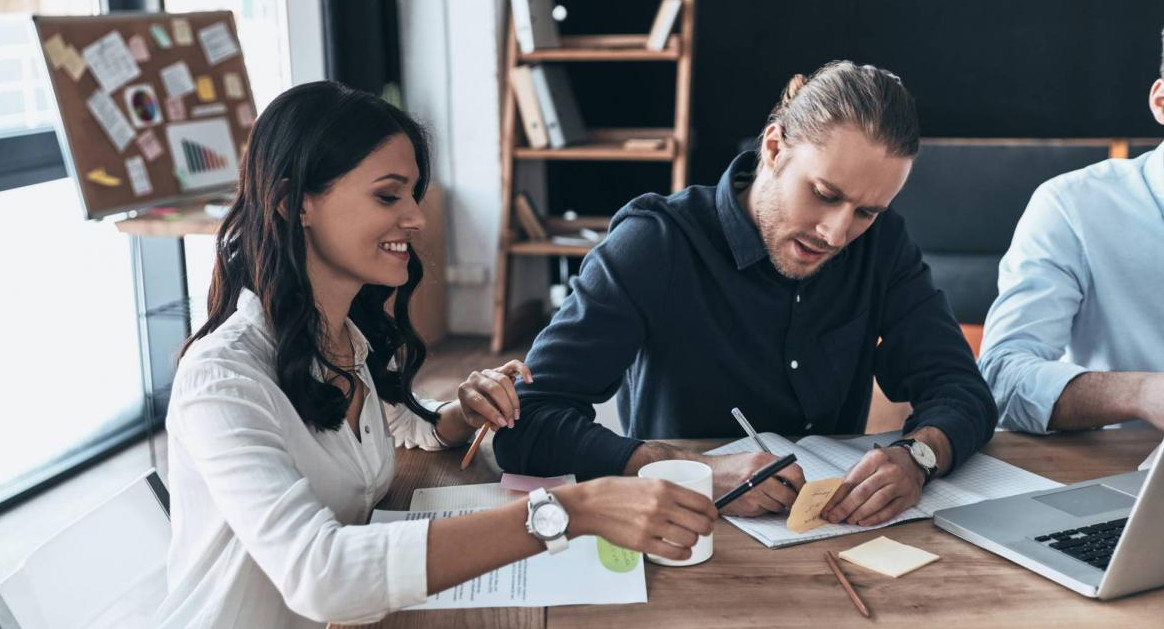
[596,537,639,573]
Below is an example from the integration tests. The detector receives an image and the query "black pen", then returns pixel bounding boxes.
[714,453,798,511]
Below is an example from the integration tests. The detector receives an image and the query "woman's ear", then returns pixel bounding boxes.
[274,178,310,226]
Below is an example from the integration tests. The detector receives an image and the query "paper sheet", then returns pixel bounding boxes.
[371,509,647,609]
[787,477,842,533]
[197,22,240,66]
[125,156,152,196]
[135,130,164,161]
[195,75,216,102]
[172,18,194,46]
[165,118,239,191]
[410,475,577,511]
[160,61,196,98]
[82,31,141,94]
[166,97,187,121]
[86,90,135,152]
[59,45,87,81]
[839,536,940,578]
[127,34,150,62]
[42,34,68,69]
[191,103,227,117]
[223,72,245,100]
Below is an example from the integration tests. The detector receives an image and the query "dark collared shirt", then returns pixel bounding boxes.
[494,151,997,479]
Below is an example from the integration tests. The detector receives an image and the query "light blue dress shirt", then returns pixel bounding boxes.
[979,141,1164,434]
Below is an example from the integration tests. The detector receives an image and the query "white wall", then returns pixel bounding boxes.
[399,0,547,336]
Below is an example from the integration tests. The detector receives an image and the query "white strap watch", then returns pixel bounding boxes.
[525,487,569,554]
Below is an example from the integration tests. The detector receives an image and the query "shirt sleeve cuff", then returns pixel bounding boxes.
[999,362,1089,435]
[384,518,430,612]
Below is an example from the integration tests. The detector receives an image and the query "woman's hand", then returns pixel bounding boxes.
[555,477,718,562]
[457,359,533,431]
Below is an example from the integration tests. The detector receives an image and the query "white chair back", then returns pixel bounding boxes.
[0,470,170,629]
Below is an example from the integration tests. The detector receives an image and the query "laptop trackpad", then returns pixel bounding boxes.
[1032,484,1135,518]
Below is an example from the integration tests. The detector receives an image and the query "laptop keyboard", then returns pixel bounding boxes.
[1034,518,1127,570]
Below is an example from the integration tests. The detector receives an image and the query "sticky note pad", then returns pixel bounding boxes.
[196,75,216,102]
[839,536,940,578]
[787,477,842,533]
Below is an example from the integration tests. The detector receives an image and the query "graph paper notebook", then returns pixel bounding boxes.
[708,432,1062,548]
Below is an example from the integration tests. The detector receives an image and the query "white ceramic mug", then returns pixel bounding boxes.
[637,460,714,566]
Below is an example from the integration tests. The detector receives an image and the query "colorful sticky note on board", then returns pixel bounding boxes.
[125,156,152,197]
[236,102,255,128]
[149,23,172,49]
[166,97,187,121]
[86,167,121,187]
[787,477,843,533]
[839,536,940,578]
[196,75,216,102]
[59,45,87,81]
[136,129,165,162]
[42,33,68,69]
[223,72,244,100]
[172,18,194,46]
[127,34,150,62]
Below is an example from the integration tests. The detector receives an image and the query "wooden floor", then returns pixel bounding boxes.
[0,335,529,579]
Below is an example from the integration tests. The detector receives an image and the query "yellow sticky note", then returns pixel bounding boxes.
[787,477,842,533]
[196,75,216,102]
[839,536,940,578]
[42,33,68,69]
[60,45,87,81]
[86,167,121,187]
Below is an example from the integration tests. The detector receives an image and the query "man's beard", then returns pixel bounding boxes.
[753,182,838,280]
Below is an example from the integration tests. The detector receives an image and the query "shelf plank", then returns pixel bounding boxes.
[545,215,610,232]
[508,240,596,257]
[516,128,676,162]
[519,34,680,62]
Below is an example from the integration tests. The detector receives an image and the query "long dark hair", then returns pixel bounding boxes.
[182,81,438,431]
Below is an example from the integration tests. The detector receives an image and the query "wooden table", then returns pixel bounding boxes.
[341,429,1164,629]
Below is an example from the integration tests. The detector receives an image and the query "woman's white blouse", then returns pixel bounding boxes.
[154,289,448,628]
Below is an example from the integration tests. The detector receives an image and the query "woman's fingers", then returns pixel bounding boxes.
[498,359,533,384]
[459,385,506,430]
[471,373,515,427]
[481,369,520,426]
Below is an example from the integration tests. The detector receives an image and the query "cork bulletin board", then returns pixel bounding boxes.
[33,12,256,221]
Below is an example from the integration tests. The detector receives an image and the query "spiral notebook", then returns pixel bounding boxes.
[708,432,1061,548]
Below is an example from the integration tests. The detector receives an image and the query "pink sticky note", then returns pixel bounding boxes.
[500,473,574,492]
[128,34,150,62]
[166,97,186,121]
[236,102,255,128]
[136,129,164,161]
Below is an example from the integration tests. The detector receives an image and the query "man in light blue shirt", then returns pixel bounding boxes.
[978,32,1164,434]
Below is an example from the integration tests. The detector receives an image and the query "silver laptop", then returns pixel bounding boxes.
[934,446,1164,599]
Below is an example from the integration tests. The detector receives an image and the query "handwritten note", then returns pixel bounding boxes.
[160,61,196,98]
[82,31,141,93]
[787,477,842,533]
[197,22,240,66]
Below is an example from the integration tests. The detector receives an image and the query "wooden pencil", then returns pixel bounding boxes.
[825,550,871,618]
[460,427,489,470]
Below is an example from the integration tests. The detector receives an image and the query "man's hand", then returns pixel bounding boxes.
[702,452,806,517]
[820,445,924,527]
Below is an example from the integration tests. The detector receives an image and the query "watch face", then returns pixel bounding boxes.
[910,442,937,468]
[532,503,568,538]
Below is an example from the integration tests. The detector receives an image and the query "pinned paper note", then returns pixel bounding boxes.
[149,23,172,49]
[127,34,150,62]
[195,75,216,102]
[197,22,240,66]
[123,83,163,128]
[86,89,135,152]
[787,477,843,533]
[59,45,87,81]
[160,61,196,98]
[82,31,141,93]
[172,18,194,46]
[166,97,187,121]
[223,72,244,100]
[191,103,227,117]
[235,102,255,128]
[86,167,121,187]
[136,129,164,161]
[165,118,239,191]
[42,34,68,69]
[125,155,152,196]
[839,536,940,578]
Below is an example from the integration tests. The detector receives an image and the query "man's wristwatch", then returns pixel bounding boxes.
[525,488,570,554]
[888,438,938,484]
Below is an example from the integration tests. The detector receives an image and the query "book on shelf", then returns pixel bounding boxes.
[511,0,560,54]
[513,191,549,241]
[530,64,587,149]
[510,66,549,149]
[551,228,606,247]
[646,0,682,52]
